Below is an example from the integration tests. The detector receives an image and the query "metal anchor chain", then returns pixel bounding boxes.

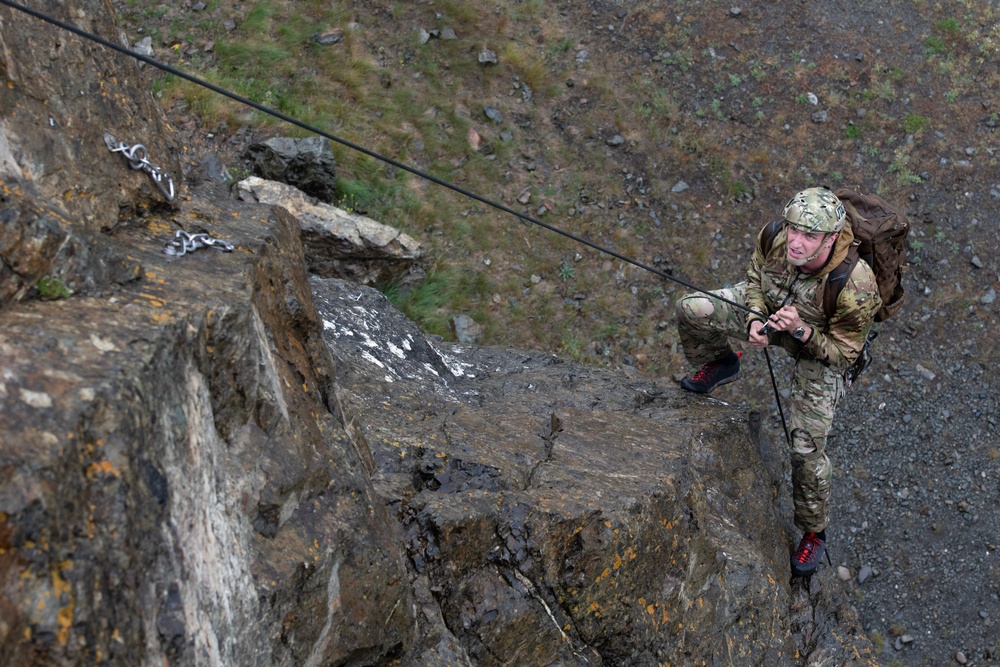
[163,230,235,257]
[104,132,176,201]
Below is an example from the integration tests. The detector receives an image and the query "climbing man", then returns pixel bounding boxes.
[674,187,881,577]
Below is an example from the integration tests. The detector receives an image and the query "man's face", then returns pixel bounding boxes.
[785,225,833,265]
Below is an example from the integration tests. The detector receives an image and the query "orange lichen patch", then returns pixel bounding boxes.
[146,219,174,234]
[137,293,166,307]
[86,461,120,478]
[56,603,74,646]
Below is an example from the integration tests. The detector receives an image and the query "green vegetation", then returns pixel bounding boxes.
[903,113,930,134]
[37,277,71,300]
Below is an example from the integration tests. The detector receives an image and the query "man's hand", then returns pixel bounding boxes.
[758,305,811,344]
[748,319,770,349]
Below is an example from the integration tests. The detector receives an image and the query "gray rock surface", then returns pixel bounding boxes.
[0,0,180,226]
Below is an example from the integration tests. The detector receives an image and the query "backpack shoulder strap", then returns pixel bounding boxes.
[823,245,860,320]
[759,219,784,256]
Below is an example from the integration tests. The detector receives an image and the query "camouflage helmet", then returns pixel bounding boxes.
[783,187,846,234]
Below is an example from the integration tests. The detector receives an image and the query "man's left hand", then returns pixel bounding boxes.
[765,305,809,336]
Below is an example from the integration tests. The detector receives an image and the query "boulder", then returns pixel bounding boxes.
[237,176,423,286]
[242,136,338,203]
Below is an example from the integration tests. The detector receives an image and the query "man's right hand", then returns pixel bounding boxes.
[748,319,770,349]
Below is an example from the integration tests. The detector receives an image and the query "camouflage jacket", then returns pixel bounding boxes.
[744,222,881,370]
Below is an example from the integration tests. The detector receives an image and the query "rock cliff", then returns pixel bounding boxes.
[1,2,875,665]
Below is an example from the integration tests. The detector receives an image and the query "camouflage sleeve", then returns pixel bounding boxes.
[801,261,881,368]
[744,226,770,330]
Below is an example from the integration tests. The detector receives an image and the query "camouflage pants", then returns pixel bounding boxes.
[676,284,844,533]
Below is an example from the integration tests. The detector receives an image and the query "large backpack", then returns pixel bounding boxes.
[759,188,910,322]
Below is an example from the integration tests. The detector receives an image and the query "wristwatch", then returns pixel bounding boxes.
[791,326,807,340]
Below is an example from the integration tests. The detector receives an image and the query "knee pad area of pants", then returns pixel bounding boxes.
[676,295,716,320]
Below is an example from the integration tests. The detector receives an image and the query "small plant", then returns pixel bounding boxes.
[924,35,948,56]
[794,92,810,105]
[728,72,744,87]
[37,277,71,300]
[903,113,930,134]
[845,124,862,140]
[558,261,575,282]
[935,17,960,33]
[944,90,959,102]
[710,98,724,120]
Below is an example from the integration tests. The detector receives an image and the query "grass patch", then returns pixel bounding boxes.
[903,113,930,134]
[385,266,491,338]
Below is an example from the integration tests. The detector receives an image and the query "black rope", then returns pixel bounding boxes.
[762,348,791,445]
[0,0,757,316]
[3,0,794,431]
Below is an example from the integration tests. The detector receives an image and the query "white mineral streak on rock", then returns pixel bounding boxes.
[158,363,260,666]
[303,559,342,667]
[253,305,290,424]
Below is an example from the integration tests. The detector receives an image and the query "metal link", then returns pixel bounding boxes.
[104,132,176,201]
[164,230,235,257]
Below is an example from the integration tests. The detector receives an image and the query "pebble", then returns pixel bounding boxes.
[606,134,625,147]
[971,255,983,269]
[858,565,873,584]
[956,651,967,664]
[484,106,503,123]
[836,566,852,581]
[982,287,996,304]
[478,48,498,65]
[729,7,742,17]
[916,364,936,381]
[671,181,689,193]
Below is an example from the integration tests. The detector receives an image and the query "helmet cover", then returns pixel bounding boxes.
[783,188,846,233]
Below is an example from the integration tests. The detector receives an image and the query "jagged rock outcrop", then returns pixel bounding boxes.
[312,278,878,667]
[0,2,877,666]
[0,189,413,666]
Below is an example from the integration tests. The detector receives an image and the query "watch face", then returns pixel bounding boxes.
[792,327,806,339]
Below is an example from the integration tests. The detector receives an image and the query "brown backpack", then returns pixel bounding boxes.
[759,188,910,322]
